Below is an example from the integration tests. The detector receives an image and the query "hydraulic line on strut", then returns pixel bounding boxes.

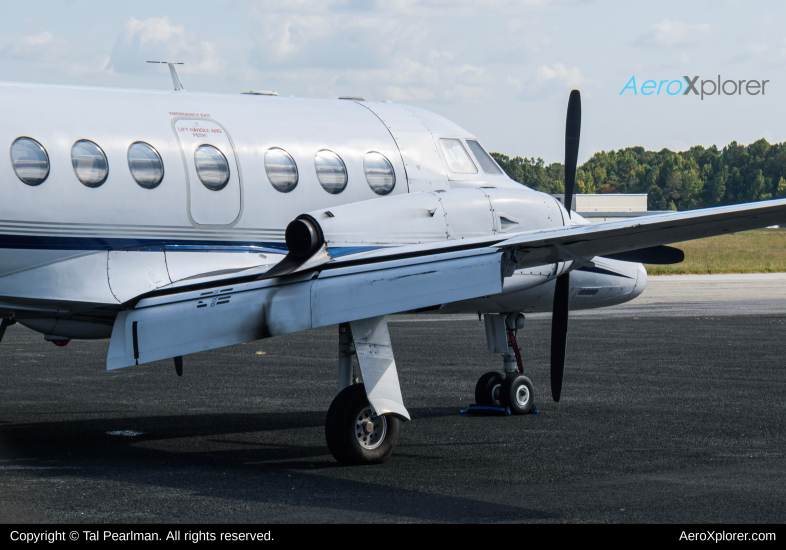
[507,330,523,373]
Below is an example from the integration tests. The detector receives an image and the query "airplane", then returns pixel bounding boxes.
[1,65,784,465]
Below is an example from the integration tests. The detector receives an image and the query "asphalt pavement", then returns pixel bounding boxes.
[0,274,784,523]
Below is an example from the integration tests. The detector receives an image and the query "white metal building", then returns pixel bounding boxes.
[551,193,670,221]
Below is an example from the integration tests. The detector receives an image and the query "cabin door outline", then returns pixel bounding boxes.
[171,117,244,227]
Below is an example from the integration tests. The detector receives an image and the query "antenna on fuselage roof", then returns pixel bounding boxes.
[147,61,185,91]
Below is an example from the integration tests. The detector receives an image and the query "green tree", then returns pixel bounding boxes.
[491,137,786,211]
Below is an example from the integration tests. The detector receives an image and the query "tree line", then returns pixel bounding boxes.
[490,138,786,211]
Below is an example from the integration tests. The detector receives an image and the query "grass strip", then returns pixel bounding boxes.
[646,229,786,275]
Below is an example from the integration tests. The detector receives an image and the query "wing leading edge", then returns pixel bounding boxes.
[496,197,786,269]
[323,197,786,272]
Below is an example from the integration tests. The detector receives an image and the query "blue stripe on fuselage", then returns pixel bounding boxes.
[0,233,387,258]
[0,234,288,252]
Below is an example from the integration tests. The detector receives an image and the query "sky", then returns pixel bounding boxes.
[0,0,783,163]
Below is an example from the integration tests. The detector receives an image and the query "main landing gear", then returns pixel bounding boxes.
[325,317,409,465]
[323,313,534,465]
[325,384,400,465]
[474,312,535,415]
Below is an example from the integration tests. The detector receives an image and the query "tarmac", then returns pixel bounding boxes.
[0,274,784,523]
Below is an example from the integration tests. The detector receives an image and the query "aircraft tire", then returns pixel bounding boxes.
[325,383,399,465]
[475,372,505,406]
[500,374,534,415]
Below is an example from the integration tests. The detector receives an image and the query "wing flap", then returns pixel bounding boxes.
[107,249,503,369]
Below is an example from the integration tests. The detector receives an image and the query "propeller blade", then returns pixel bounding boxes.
[563,90,581,216]
[550,272,570,402]
[605,245,684,265]
[550,90,581,402]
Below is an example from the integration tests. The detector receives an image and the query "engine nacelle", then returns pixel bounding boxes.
[285,187,566,255]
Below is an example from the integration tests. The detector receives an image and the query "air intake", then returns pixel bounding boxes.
[285,215,325,258]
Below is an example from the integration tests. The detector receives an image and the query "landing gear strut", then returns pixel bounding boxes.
[474,313,535,415]
[325,318,409,465]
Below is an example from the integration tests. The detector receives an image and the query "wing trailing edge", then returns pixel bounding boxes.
[107,249,503,370]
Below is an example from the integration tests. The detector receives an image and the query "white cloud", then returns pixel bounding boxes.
[729,40,774,64]
[239,2,511,103]
[109,17,223,75]
[636,20,710,48]
[0,31,109,78]
[247,9,405,70]
[239,54,487,104]
[2,31,58,60]
[389,0,584,16]
[535,63,585,86]
[510,63,591,99]
[245,0,578,18]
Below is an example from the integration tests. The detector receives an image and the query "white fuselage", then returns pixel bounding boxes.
[0,81,645,338]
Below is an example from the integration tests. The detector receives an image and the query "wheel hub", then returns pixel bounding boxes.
[515,385,530,407]
[355,406,387,450]
[491,384,501,406]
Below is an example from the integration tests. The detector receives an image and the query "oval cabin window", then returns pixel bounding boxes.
[128,142,164,189]
[265,148,298,193]
[363,152,395,195]
[71,140,109,188]
[127,142,164,189]
[194,144,230,191]
[315,150,347,194]
[10,137,49,186]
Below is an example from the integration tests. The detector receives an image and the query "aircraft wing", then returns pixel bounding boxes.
[106,247,506,370]
[106,198,786,370]
[495,197,786,269]
[321,197,786,271]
